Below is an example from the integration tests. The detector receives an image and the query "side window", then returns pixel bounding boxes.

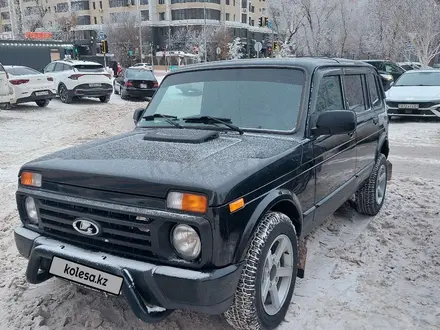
[63,64,72,71]
[53,63,64,72]
[367,73,381,108]
[315,75,344,113]
[343,75,366,112]
[44,63,55,73]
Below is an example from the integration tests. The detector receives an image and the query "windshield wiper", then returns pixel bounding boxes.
[182,115,244,135]
[143,114,183,128]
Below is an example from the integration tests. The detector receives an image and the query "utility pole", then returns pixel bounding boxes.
[203,0,207,62]
[137,0,143,62]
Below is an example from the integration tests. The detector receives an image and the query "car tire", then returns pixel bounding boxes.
[58,84,72,104]
[121,88,128,100]
[355,153,388,216]
[35,99,50,107]
[113,81,119,95]
[99,95,111,103]
[224,211,298,330]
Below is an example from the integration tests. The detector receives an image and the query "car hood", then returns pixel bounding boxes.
[21,129,302,205]
[386,86,440,102]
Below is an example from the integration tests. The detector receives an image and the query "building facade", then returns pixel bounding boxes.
[1,0,272,57]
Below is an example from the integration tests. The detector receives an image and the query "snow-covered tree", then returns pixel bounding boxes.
[227,37,244,60]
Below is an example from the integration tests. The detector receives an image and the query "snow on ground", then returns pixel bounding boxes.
[0,99,439,330]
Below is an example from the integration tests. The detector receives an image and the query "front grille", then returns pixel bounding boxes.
[386,101,438,108]
[37,198,161,261]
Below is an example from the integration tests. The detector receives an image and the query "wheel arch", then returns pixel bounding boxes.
[233,189,303,264]
[377,133,389,159]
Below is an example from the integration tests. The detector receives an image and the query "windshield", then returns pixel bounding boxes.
[73,64,105,72]
[139,68,305,131]
[395,72,440,86]
[126,69,155,80]
[5,66,41,75]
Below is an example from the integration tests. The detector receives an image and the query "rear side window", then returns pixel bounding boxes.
[367,73,381,108]
[343,75,366,112]
[74,64,105,72]
[316,76,344,113]
[6,66,41,75]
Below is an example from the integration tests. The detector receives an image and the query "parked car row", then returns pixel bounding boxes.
[0,60,159,109]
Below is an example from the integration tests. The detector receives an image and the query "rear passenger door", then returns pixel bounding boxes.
[342,69,378,182]
[310,69,357,231]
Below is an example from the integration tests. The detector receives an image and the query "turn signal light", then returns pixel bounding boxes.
[229,198,244,213]
[125,81,133,87]
[167,192,208,213]
[20,171,42,187]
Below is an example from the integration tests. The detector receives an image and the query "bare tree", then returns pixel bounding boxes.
[53,13,77,41]
[268,0,304,44]
[390,0,440,65]
[12,0,24,38]
[104,13,152,67]
[23,0,49,32]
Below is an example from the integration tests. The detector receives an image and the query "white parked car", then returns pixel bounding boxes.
[132,62,153,70]
[0,63,12,110]
[385,69,440,118]
[3,65,56,108]
[43,60,113,103]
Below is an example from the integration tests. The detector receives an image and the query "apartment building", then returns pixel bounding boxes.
[2,0,271,55]
[0,0,14,39]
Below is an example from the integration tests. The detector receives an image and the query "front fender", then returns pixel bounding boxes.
[376,132,389,160]
[233,189,303,264]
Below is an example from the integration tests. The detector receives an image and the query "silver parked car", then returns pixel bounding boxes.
[385,69,440,118]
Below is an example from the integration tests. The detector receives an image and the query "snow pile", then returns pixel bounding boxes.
[0,102,439,329]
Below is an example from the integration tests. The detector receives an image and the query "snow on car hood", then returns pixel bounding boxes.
[21,129,302,205]
[386,85,440,102]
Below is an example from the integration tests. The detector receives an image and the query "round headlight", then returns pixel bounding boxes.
[171,224,201,260]
[25,196,39,224]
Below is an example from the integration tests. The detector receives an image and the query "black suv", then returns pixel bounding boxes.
[361,59,405,91]
[14,58,392,330]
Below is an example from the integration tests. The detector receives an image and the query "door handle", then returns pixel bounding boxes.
[348,132,354,137]
[373,117,379,125]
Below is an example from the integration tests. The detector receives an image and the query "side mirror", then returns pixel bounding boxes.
[133,108,144,125]
[312,110,356,136]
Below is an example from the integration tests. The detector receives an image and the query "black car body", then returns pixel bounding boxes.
[14,58,392,330]
[113,67,158,100]
[361,59,405,91]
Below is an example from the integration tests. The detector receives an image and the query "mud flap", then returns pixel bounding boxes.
[386,160,392,181]
[297,238,307,278]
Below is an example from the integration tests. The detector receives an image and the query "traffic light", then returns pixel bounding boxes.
[274,42,279,51]
[258,17,263,27]
[264,17,268,27]
[100,40,108,54]
[268,46,272,56]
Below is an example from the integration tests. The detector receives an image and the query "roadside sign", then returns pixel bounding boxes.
[254,42,262,52]
[98,31,105,40]
[216,47,221,55]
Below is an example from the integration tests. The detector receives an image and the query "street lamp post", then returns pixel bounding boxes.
[203,0,207,62]
[137,0,143,61]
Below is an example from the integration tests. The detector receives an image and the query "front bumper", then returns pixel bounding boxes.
[387,107,440,117]
[15,226,242,321]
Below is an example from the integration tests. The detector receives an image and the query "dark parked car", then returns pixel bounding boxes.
[113,67,158,100]
[361,59,405,91]
[14,58,392,330]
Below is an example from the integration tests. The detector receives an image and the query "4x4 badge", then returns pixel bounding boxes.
[72,218,100,236]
